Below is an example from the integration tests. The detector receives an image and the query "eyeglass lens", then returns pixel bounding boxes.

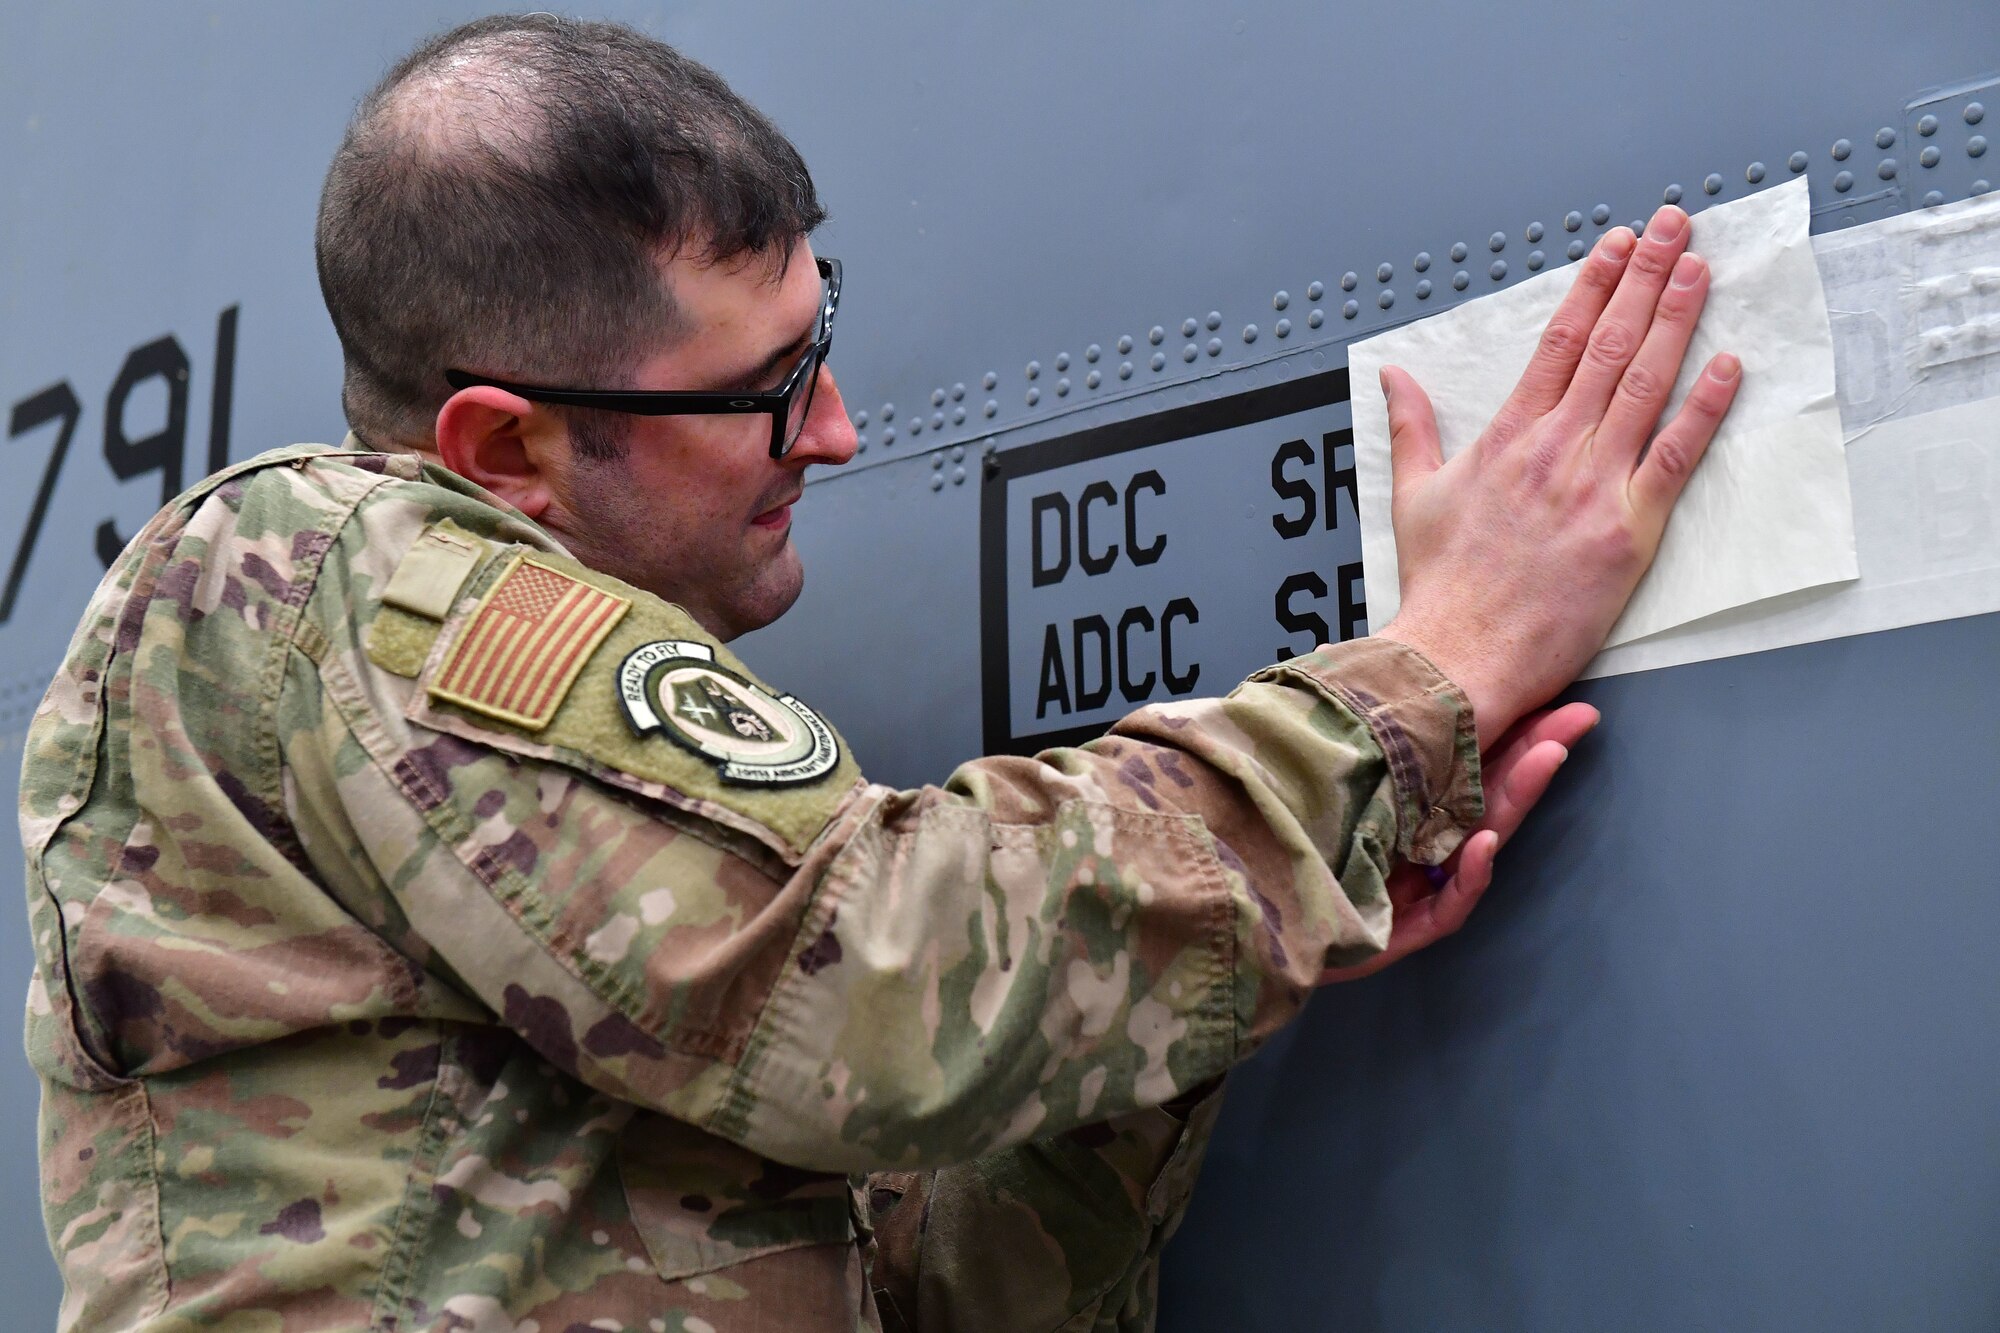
[776,262,838,457]
[781,349,821,456]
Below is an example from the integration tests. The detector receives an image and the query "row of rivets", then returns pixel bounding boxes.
[1011,298,1294,405]
[1821,126,1988,195]
[898,127,1995,467]
[858,369,1001,449]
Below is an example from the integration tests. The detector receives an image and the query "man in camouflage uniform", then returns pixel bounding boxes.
[20,15,1741,1332]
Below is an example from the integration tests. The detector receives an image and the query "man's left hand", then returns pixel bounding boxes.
[1319,701,1600,984]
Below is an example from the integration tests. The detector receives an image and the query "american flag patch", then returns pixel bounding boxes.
[428,556,630,730]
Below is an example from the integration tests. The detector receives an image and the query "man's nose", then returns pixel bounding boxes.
[787,363,859,468]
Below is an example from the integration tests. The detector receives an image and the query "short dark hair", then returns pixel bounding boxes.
[315,14,826,455]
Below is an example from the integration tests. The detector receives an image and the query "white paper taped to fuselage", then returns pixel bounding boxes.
[1586,188,2000,679]
[1349,177,1861,652]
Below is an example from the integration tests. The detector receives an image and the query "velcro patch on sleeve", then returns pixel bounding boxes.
[382,520,488,620]
[428,554,631,730]
[365,606,444,679]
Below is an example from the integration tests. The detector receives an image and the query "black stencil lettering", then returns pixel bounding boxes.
[1117,605,1157,702]
[1323,428,1357,531]
[1124,470,1167,565]
[1030,491,1071,587]
[1078,481,1119,576]
[1274,571,1331,662]
[1072,614,1112,710]
[1035,622,1070,718]
[3,383,83,624]
[98,335,191,566]
[1270,438,1316,539]
[1337,560,1368,640]
[207,305,239,475]
[1161,597,1200,694]
[93,522,125,568]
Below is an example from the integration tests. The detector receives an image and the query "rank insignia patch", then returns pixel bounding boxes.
[617,640,840,786]
[429,556,631,730]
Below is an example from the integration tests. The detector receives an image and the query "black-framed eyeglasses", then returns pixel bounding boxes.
[444,257,841,460]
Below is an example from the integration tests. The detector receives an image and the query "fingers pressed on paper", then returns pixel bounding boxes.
[1499,228,1635,423]
[1596,252,1710,465]
[1631,352,1742,516]
[1560,205,1694,419]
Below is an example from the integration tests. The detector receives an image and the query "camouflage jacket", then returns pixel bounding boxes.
[20,443,1480,1332]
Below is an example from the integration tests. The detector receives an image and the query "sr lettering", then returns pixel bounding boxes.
[1269,428,1368,659]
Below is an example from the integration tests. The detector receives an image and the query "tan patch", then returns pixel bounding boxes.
[381,519,487,620]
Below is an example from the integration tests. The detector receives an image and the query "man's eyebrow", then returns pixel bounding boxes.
[711,320,815,393]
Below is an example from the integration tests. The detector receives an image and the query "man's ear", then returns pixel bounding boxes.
[434,386,559,518]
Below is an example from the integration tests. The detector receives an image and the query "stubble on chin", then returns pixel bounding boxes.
[707,536,804,641]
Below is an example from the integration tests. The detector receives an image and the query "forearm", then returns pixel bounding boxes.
[725,636,1482,1169]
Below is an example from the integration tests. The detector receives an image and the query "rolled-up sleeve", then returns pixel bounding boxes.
[720,638,1481,1168]
[307,623,1481,1174]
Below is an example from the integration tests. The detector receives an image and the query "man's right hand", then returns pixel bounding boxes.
[1377,203,1743,750]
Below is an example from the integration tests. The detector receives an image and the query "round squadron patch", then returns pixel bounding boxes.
[616,640,839,786]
